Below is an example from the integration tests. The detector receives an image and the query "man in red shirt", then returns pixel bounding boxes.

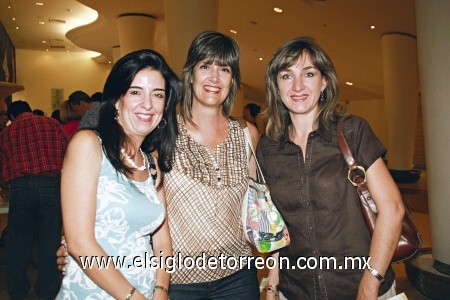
[0,100,68,299]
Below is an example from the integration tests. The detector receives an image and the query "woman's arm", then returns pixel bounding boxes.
[62,130,146,299]
[264,251,280,300]
[357,158,404,300]
[151,159,172,300]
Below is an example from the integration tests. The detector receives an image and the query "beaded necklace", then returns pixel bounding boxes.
[120,147,146,171]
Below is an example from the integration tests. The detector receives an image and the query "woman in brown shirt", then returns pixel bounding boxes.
[256,37,404,300]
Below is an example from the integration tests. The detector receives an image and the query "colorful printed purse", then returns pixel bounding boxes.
[241,123,290,253]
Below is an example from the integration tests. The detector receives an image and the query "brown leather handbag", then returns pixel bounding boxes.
[337,115,421,263]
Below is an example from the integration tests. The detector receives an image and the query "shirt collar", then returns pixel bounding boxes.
[277,122,333,150]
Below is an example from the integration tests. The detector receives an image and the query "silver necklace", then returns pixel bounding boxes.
[120,147,146,171]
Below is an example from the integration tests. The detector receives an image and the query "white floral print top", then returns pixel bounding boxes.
[57,141,165,299]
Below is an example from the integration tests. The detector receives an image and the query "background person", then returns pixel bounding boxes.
[78,92,104,129]
[0,110,8,131]
[244,102,266,136]
[91,91,103,103]
[257,37,404,300]
[59,100,81,136]
[32,109,45,116]
[67,90,92,120]
[51,109,61,123]
[243,103,261,127]
[56,49,179,299]
[0,100,68,299]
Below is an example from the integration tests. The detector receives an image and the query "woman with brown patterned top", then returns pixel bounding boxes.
[165,31,260,299]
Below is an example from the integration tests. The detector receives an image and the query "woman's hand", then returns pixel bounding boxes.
[262,251,280,300]
[56,236,68,275]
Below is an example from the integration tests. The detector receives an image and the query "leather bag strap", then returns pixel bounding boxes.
[337,115,378,215]
[337,115,357,172]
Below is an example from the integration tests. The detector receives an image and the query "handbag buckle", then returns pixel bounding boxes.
[347,166,366,186]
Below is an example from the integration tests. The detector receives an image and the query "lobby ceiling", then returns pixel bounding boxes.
[0,0,417,103]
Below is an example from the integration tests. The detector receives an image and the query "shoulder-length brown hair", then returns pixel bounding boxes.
[180,31,240,125]
[59,100,80,124]
[264,37,344,141]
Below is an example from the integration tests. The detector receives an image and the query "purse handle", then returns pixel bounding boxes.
[337,115,359,172]
[337,115,378,214]
[237,118,266,183]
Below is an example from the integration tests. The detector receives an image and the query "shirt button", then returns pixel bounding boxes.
[306,201,310,206]
[309,226,313,230]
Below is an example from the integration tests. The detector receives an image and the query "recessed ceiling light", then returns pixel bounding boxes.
[12,18,15,21]
[8,6,11,9]
[370,25,375,29]
[46,49,49,51]
[259,58,263,61]
[36,2,44,6]
[38,21,45,25]
[230,30,237,34]
[274,7,282,13]
[346,82,353,86]
[15,26,19,30]
[42,40,47,43]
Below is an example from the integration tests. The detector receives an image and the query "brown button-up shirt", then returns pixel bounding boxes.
[256,115,394,299]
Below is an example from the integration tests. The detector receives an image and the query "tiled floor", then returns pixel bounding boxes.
[0,172,433,299]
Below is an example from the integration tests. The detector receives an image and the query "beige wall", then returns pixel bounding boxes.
[11,49,391,149]
[12,49,111,115]
[344,99,388,149]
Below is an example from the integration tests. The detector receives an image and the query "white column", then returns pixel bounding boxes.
[117,14,156,57]
[381,33,420,170]
[415,0,450,267]
[164,0,219,75]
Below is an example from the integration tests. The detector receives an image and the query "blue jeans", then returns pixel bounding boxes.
[6,175,62,300]
[169,263,259,300]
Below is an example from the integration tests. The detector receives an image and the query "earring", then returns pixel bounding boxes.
[320,91,324,102]
[114,109,120,121]
[157,118,167,129]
